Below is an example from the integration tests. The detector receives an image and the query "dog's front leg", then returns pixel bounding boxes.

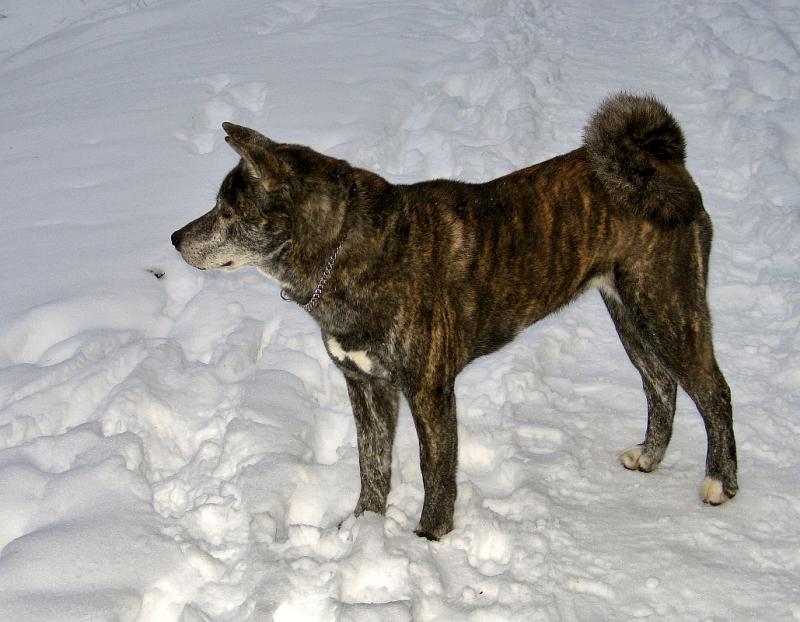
[407,383,458,540]
[345,374,399,517]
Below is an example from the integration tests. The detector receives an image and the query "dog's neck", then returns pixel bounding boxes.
[281,241,344,312]
[279,169,394,315]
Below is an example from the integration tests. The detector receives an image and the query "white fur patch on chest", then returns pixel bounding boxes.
[589,272,621,303]
[326,336,374,374]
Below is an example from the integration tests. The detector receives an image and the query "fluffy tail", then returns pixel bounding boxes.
[583,93,703,225]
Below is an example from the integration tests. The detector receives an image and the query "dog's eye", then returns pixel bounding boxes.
[220,209,234,219]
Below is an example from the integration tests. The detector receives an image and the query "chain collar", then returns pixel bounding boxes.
[281,242,343,312]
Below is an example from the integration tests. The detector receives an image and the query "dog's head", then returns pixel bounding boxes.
[172,123,353,280]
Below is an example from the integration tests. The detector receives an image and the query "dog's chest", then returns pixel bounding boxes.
[324,335,389,378]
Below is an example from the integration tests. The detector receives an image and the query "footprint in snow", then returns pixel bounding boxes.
[242,4,320,35]
[515,425,564,455]
[175,75,269,154]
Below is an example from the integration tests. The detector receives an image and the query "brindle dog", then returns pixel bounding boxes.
[172,94,737,540]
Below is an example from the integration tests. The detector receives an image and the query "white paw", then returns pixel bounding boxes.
[701,476,731,505]
[618,445,654,472]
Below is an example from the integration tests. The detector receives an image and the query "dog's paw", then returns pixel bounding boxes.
[414,516,453,541]
[618,445,656,472]
[414,528,440,541]
[701,476,734,505]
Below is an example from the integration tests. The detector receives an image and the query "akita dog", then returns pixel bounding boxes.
[172,94,737,540]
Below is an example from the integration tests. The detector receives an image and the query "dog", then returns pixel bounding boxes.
[172,93,738,540]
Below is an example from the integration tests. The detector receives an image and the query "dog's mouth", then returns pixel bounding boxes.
[188,260,235,272]
[217,260,238,271]
[175,248,238,272]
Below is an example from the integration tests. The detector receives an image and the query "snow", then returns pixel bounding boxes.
[1,0,799,619]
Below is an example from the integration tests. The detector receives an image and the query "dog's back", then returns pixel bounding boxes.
[386,94,709,367]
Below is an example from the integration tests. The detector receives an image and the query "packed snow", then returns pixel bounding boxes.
[1,0,798,620]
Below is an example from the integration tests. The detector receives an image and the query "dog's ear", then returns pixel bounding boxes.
[222,122,290,188]
[222,122,275,148]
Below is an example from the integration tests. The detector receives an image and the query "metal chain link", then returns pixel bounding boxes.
[284,242,342,312]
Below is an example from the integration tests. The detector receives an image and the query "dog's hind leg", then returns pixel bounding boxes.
[612,226,738,504]
[656,335,737,505]
[685,365,737,505]
[346,375,400,517]
[601,285,678,474]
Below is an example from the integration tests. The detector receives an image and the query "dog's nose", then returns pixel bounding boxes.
[171,229,183,249]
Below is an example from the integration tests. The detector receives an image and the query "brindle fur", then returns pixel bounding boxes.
[172,94,738,540]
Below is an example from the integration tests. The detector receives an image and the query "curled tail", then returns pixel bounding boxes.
[583,93,703,225]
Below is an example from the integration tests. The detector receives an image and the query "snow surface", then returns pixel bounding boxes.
[1,0,799,620]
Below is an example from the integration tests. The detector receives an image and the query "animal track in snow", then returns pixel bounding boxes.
[243,3,320,36]
[457,521,514,576]
[176,75,269,154]
[515,425,565,456]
